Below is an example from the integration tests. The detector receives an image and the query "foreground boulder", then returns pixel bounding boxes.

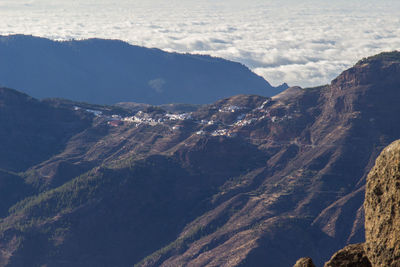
[323,244,371,267]
[293,257,316,267]
[364,140,400,267]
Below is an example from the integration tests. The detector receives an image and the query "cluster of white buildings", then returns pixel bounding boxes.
[218,105,243,113]
[165,113,192,121]
[76,98,295,136]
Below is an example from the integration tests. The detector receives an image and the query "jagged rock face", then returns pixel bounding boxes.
[293,257,316,267]
[364,140,400,267]
[323,243,371,267]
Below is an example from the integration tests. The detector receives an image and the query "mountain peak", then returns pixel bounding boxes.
[330,50,400,90]
[356,51,400,66]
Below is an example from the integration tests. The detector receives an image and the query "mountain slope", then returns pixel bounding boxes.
[0,35,286,105]
[0,52,399,267]
[0,87,92,172]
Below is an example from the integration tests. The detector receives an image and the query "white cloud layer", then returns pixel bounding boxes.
[0,0,399,87]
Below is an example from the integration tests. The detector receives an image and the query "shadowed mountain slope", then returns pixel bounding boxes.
[0,88,92,172]
[0,35,286,105]
[0,51,399,266]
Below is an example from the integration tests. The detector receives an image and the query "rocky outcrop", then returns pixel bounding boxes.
[323,244,371,267]
[294,257,316,267]
[364,140,400,267]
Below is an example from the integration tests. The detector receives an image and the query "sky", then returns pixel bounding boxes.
[0,0,399,87]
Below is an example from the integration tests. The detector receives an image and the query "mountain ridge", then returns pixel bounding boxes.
[0,34,287,105]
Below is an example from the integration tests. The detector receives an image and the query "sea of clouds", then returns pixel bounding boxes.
[1,0,399,87]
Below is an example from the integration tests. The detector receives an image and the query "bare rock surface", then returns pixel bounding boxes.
[323,243,371,267]
[364,140,400,267]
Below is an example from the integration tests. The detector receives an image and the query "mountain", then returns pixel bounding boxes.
[0,51,399,267]
[0,35,286,105]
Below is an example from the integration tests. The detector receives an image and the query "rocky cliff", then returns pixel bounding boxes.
[364,140,400,267]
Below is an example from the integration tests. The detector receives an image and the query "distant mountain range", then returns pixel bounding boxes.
[0,51,399,267]
[0,35,287,105]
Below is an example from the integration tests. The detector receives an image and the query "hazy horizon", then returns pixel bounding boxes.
[1,0,399,87]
